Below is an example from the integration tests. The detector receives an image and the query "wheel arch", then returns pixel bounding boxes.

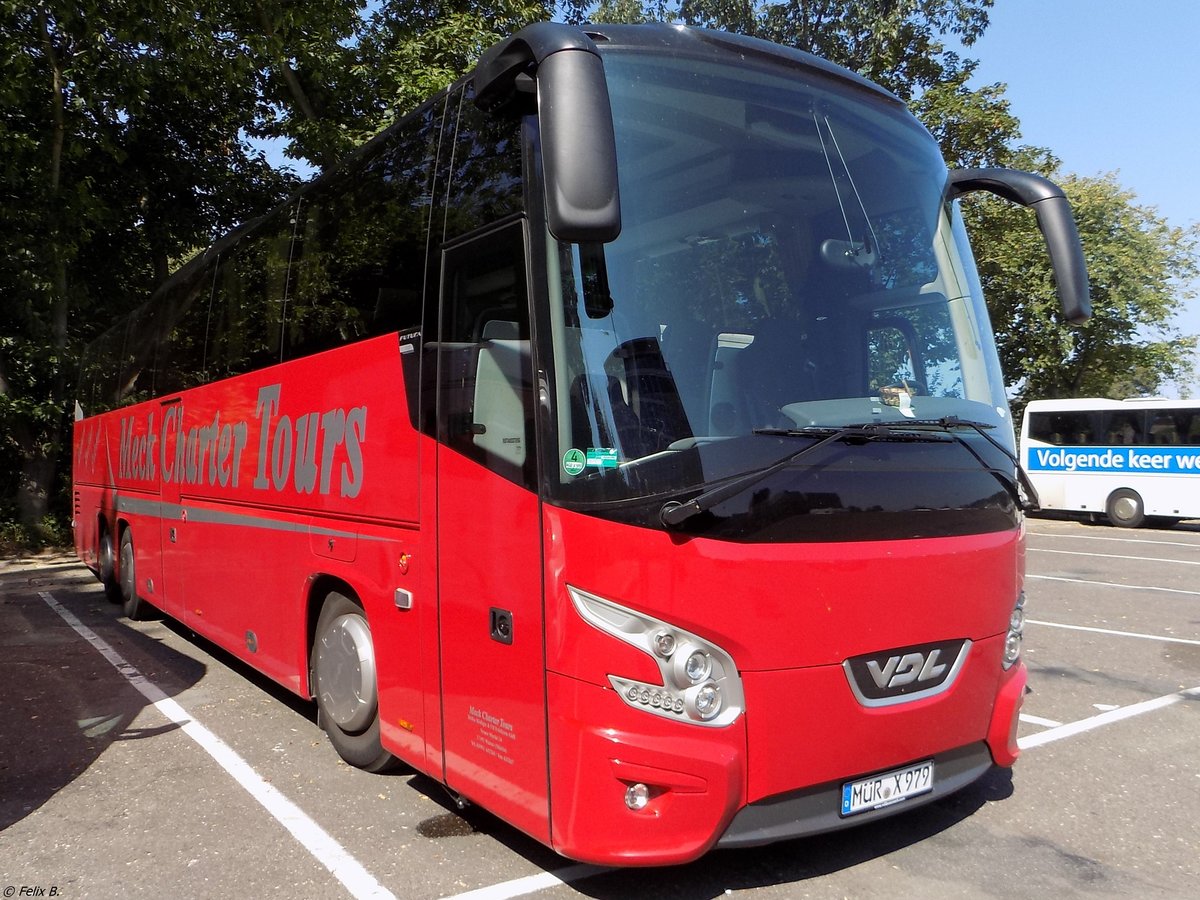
[108,515,131,568]
[304,573,365,698]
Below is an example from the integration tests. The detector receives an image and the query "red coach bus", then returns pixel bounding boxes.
[73,23,1090,865]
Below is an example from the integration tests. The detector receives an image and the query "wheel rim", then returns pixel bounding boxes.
[1113,496,1139,522]
[315,614,378,732]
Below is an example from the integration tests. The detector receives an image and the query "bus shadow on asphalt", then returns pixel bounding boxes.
[156,615,323,725]
[395,765,1014,896]
[0,574,206,832]
[573,767,1015,897]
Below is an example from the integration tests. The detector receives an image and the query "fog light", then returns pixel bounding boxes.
[625,782,650,810]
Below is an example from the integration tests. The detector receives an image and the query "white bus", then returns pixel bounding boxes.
[1020,398,1200,527]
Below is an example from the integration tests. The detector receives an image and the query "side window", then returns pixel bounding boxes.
[1028,411,1097,446]
[867,318,920,394]
[202,226,290,379]
[443,85,525,241]
[156,257,236,394]
[1100,410,1145,445]
[437,221,534,488]
[1026,412,1054,444]
[1179,411,1200,444]
[179,100,444,386]
[285,105,441,362]
[867,302,963,398]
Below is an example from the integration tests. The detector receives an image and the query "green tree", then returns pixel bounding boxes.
[0,1,296,540]
[965,158,1199,409]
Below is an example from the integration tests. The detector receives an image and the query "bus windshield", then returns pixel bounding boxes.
[544,49,1012,506]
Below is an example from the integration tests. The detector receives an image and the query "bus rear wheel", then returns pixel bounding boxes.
[119,528,152,620]
[312,591,398,773]
[1106,488,1145,528]
[99,529,122,603]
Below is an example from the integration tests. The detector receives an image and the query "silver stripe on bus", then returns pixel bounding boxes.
[112,494,393,542]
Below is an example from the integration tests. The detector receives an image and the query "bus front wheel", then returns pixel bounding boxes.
[312,591,398,773]
[1106,488,1145,528]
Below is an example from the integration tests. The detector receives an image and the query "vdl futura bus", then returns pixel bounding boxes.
[72,23,1091,865]
[1021,398,1200,527]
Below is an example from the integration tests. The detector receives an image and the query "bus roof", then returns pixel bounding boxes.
[1024,397,1200,412]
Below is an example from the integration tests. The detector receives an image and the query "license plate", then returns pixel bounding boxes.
[841,760,934,816]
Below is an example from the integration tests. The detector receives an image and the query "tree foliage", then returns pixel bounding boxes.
[1,1,303,537]
[966,154,1199,411]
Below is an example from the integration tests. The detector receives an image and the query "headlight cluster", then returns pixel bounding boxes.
[568,586,744,727]
[1002,592,1025,670]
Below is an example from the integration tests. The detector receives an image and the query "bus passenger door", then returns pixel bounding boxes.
[435,220,550,844]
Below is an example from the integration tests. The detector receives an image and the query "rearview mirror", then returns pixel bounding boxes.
[949,168,1091,324]
[474,23,622,244]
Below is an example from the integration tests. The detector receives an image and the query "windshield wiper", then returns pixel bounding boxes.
[845,416,1040,512]
[659,425,887,527]
[658,417,1038,529]
[921,417,1041,512]
[817,416,1040,513]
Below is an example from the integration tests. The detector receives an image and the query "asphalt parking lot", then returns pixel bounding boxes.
[1,516,1197,899]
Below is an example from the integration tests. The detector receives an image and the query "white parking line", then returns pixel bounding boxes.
[39,591,395,900]
[1027,618,1200,646]
[1027,574,1200,597]
[1028,531,1200,549]
[1018,686,1200,750]
[1029,547,1200,566]
[1019,714,1064,728]
[441,865,607,900]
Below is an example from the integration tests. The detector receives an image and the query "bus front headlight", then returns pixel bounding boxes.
[1003,593,1026,670]
[568,586,744,727]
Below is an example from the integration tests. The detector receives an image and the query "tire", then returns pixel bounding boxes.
[1106,488,1145,528]
[99,529,122,604]
[118,528,151,620]
[312,592,398,773]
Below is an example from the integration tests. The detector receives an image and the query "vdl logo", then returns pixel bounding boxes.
[867,650,948,690]
[843,639,972,707]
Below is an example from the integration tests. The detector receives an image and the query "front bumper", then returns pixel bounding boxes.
[718,741,994,848]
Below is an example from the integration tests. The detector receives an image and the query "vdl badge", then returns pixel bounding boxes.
[841,760,935,816]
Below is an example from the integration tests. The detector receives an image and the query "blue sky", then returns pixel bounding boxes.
[963,0,1200,394]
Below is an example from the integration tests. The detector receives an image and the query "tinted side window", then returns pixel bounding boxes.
[1099,410,1145,445]
[443,86,525,242]
[1027,411,1098,446]
[284,106,441,362]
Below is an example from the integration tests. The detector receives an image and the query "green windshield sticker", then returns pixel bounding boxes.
[586,448,619,469]
[562,448,586,476]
